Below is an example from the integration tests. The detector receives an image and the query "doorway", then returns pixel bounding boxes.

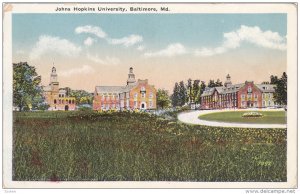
[140,102,147,110]
[65,105,69,111]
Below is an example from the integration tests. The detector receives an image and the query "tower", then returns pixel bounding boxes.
[50,66,58,83]
[224,74,232,87]
[50,66,59,91]
[127,67,136,85]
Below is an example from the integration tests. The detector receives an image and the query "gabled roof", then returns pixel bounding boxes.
[95,86,124,94]
[256,84,276,92]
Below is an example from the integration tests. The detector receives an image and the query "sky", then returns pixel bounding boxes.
[12,14,287,92]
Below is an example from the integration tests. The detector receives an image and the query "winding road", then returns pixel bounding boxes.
[177,109,287,129]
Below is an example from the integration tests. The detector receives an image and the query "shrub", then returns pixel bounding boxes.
[242,112,263,118]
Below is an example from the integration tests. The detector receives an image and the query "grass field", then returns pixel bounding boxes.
[13,111,286,182]
[199,111,286,124]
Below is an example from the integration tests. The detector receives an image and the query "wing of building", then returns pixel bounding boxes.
[42,66,76,111]
[93,67,157,111]
[200,74,277,109]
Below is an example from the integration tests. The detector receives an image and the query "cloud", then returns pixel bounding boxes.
[108,34,143,47]
[75,25,107,38]
[144,43,187,57]
[87,53,120,65]
[84,37,96,46]
[195,25,286,57]
[60,65,94,77]
[29,35,81,60]
[137,45,145,51]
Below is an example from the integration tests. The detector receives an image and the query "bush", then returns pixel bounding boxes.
[242,112,263,118]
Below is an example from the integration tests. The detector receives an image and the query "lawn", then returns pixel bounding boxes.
[199,111,286,124]
[13,111,286,182]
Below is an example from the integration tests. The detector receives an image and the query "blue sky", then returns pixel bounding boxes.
[12,14,287,92]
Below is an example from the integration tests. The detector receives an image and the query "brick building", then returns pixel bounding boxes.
[43,67,76,111]
[93,67,157,111]
[200,74,276,109]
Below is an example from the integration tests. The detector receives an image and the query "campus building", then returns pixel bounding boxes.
[43,67,76,111]
[200,74,276,109]
[93,67,157,111]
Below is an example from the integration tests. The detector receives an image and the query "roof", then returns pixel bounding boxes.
[95,83,138,94]
[201,83,245,97]
[201,83,276,97]
[95,86,124,94]
[256,84,276,92]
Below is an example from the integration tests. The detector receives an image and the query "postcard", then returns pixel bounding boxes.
[2,2,297,189]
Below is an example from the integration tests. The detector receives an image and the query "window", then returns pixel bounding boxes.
[134,93,138,99]
[149,92,153,99]
[59,94,61,98]
[141,86,145,91]
[72,100,75,104]
[134,101,137,107]
[269,93,272,98]
[149,101,153,108]
[54,99,57,104]
[254,93,258,99]
[141,93,145,98]
[69,100,71,104]
[248,86,252,93]
[247,94,252,99]
[241,94,245,100]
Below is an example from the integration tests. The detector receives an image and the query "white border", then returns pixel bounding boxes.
[2,2,298,189]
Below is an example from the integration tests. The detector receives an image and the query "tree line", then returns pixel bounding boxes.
[13,62,288,111]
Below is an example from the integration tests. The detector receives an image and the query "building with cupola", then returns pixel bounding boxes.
[200,74,277,109]
[42,66,76,111]
[93,67,157,111]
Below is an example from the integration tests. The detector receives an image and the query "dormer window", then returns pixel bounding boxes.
[247,86,252,93]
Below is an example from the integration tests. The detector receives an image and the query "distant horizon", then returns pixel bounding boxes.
[13,13,287,93]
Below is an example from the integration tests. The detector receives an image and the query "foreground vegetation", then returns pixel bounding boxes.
[13,111,286,181]
[199,111,286,124]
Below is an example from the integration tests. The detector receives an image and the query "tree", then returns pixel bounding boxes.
[271,72,287,105]
[215,79,223,87]
[187,78,193,103]
[171,82,180,107]
[69,89,93,105]
[13,62,42,111]
[208,79,215,87]
[192,80,201,104]
[208,79,222,87]
[178,81,187,106]
[156,89,171,109]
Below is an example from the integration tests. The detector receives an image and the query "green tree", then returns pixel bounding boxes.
[192,79,201,104]
[171,82,180,107]
[178,81,187,106]
[215,79,223,87]
[199,81,206,104]
[13,62,42,111]
[187,78,193,103]
[156,89,171,109]
[69,89,93,105]
[273,72,287,105]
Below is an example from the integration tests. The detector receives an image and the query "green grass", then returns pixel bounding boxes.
[13,111,286,182]
[199,111,286,124]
